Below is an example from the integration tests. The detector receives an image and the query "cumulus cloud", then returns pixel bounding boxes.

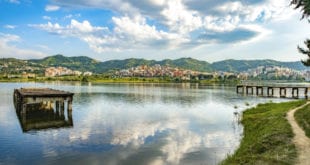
[0,33,46,59]
[39,0,296,53]
[4,25,16,29]
[30,18,188,52]
[45,5,60,12]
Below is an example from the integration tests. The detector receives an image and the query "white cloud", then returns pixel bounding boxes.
[160,0,202,34]
[4,25,16,29]
[30,18,189,52]
[45,5,60,12]
[7,0,20,4]
[43,16,51,20]
[29,20,105,35]
[38,0,304,58]
[216,1,244,14]
[63,14,81,20]
[0,33,46,59]
[36,44,51,51]
[112,15,187,48]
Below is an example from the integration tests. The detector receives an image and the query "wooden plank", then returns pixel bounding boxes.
[16,88,73,97]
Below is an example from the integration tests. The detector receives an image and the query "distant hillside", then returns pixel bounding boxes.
[0,55,308,74]
[96,57,212,73]
[29,54,99,72]
[96,58,156,73]
[159,58,212,72]
[211,59,307,72]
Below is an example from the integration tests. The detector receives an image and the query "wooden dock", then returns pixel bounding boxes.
[14,88,74,114]
[13,88,74,132]
[236,85,309,98]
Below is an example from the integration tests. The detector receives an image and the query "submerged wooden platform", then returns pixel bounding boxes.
[13,88,74,132]
[14,88,74,114]
[15,88,74,97]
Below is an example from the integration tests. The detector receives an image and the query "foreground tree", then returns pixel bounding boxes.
[298,39,310,66]
[291,0,310,65]
[291,0,310,19]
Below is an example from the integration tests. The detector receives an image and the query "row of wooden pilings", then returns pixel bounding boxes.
[236,85,309,98]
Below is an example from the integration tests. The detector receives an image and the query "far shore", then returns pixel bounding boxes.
[0,76,240,85]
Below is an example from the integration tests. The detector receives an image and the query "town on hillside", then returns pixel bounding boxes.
[0,60,310,81]
[115,64,310,81]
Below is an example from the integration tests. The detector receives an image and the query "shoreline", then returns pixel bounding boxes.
[221,100,306,164]
[0,77,239,85]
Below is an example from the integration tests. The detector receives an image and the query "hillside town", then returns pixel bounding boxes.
[239,66,307,80]
[45,67,92,77]
[1,60,310,81]
[115,64,310,81]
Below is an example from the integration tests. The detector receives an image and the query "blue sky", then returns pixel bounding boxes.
[0,0,309,62]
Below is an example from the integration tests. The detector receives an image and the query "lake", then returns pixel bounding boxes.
[0,82,287,165]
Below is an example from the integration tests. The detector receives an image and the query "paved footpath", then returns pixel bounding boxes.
[287,102,310,165]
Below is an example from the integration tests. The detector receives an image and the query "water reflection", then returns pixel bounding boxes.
[0,82,291,165]
[16,103,73,132]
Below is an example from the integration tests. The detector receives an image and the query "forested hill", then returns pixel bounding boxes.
[0,54,308,74]
[29,54,100,72]
[29,55,213,73]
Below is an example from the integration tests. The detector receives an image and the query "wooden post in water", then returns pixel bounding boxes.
[267,87,274,97]
[256,86,263,96]
[236,86,240,93]
[246,86,254,95]
[280,87,286,98]
[68,100,72,111]
[292,87,299,98]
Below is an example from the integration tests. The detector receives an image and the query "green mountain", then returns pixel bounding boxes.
[211,59,307,72]
[158,58,212,72]
[29,54,99,72]
[0,55,308,74]
[96,57,212,73]
[96,58,156,73]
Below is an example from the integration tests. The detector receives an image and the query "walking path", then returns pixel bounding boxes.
[287,102,310,165]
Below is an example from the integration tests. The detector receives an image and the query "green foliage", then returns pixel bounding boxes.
[221,100,306,165]
[291,0,310,19]
[295,103,310,138]
[158,58,213,72]
[291,0,310,66]
[299,39,310,66]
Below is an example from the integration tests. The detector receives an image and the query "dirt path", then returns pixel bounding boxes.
[287,102,310,165]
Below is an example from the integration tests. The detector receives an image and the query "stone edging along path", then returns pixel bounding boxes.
[287,102,310,165]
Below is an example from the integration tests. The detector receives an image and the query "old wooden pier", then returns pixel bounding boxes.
[14,88,74,114]
[13,88,74,132]
[236,85,309,98]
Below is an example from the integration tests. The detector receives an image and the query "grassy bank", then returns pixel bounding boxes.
[295,104,310,138]
[221,100,306,165]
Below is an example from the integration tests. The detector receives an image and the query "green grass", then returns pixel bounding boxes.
[221,100,306,165]
[295,104,310,138]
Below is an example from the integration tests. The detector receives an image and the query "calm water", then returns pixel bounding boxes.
[0,82,287,165]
